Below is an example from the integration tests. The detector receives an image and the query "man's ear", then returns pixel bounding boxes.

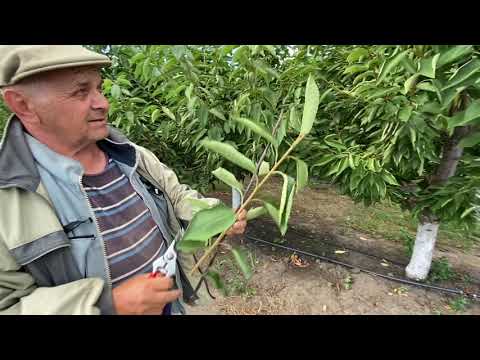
[2,88,39,125]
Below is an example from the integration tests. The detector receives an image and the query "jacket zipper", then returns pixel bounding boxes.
[79,175,113,290]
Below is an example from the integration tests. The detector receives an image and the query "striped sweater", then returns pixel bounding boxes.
[82,158,167,287]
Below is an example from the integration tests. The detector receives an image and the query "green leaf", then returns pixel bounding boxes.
[447,112,465,130]
[343,64,369,75]
[460,207,476,219]
[437,46,473,68]
[420,102,441,114]
[185,83,193,100]
[398,106,413,122]
[231,247,252,280]
[263,201,281,228]
[418,54,440,79]
[126,111,134,123]
[459,132,480,148]
[273,172,289,221]
[377,50,409,84]
[353,71,375,85]
[348,154,355,169]
[130,52,146,64]
[441,87,464,111]
[335,157,350,177]
[447,99,480,129]
[300,74,320,135]
[289,106,301,132]
[176,240,206,253]
[180,204,236,245]
[162,106,176,121]
[401,57,417,74]
[263,172,296,235]
[111,84,121,99]
[264,45,276,56]
[416,81,437,92]
[280,180,296,235]
[117,78,132,87]
[209,108,226,121]
[409,127,417,146]
[382,171,399,186]
[212,167,244,196]
[461,99,480,126]
[258,161,270,176]
[201,139,256,173]
[142,61,151,79]
[276,112,288,144]
[347,47,369,64]
[130,97,148,104]
[134,60,144,78]
[206,270,226,295]
[151,109,161,122]
[293,157,308,192]
[443,59,480,91]
[319,88,333,105]
[185,198,214,211]
[246,206,267,220]
[404,73,420,94]
[233,117,277,147]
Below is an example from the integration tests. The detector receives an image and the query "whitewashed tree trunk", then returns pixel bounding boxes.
[405,221,440,280]
[404,123,471,280]
[231,187,241,210]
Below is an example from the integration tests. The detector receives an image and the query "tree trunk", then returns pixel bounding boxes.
[231,187,241,210]
[405,125,471,280]
[406,217,439,280]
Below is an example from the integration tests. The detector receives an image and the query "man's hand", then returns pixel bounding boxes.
[112,273,181,315]
[226,208,247,236]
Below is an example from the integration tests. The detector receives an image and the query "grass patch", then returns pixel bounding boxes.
[212,247,258,298]
[449,296,470,312]
[428,257,456,283]
[344,200,480,253]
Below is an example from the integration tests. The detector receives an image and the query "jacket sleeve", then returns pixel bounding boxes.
[0,241,104,315]
[136,145,221,222]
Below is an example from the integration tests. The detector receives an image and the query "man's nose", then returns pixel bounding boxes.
[92,89,110,111]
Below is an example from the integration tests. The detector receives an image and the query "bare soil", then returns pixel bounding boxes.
[185,182,480,315]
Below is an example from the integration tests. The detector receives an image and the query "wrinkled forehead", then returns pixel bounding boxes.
[47,65,102,84]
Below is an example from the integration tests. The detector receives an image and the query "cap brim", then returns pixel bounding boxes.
[11,59,111,84]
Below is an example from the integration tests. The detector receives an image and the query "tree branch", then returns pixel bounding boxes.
[243,110,285,202]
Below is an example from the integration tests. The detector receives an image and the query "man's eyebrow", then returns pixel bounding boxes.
[71,80,90,89]
[71,78,103,90]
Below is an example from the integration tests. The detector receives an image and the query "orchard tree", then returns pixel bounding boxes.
[291,45,480,280]
[88,44,480,282]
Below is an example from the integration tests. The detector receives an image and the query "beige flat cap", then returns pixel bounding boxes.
[0,45,111,87]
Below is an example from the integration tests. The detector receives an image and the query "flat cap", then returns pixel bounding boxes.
[0,45,111,87]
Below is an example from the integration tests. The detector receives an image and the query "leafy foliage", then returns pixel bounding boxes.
[0,102,9,135]
[1,45,479,282]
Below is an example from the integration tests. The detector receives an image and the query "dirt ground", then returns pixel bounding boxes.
[185,182,480,315]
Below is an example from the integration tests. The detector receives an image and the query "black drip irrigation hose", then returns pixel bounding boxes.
[260,219,407,267]
[244,234,480,302]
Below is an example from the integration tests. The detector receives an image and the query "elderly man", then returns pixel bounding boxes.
[0,45,247,315]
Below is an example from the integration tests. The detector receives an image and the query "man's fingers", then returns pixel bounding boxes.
[233,221,246,231]
[151,289,182,304]
[226,209,248,236]
[150,275,175,291]
[227,220,247,235]
[236,209,247,221]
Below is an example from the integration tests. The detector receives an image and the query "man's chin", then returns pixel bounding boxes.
[90,127,109,141]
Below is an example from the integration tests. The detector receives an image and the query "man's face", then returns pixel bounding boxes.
[29,66,110,149]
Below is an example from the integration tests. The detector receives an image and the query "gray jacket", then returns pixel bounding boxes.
[0,115,219,315]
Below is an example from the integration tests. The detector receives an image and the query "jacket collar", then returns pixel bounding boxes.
[0,114,137,191]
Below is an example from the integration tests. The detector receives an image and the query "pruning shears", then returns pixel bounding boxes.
[149,239,177,278]
[148,239,178,315]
